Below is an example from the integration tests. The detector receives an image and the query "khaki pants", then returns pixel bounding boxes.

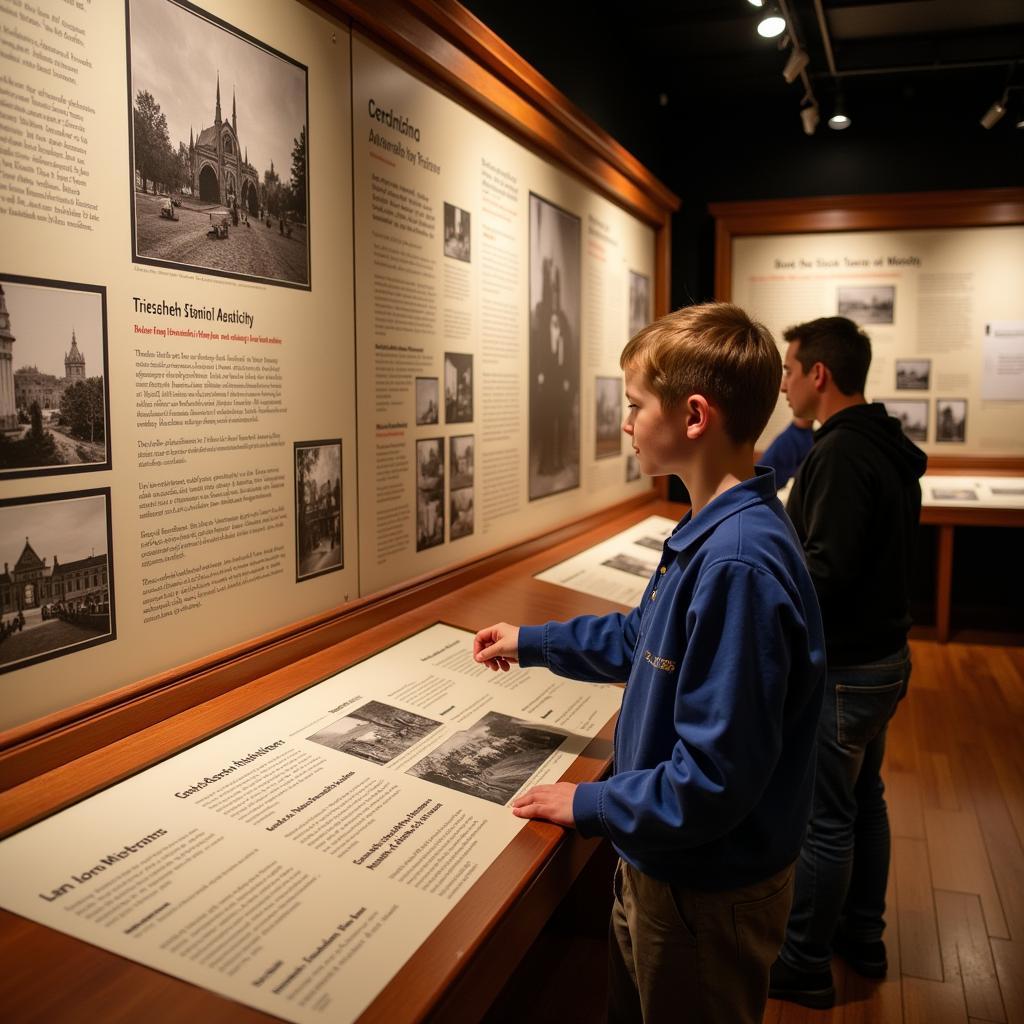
[608,858,795,1024]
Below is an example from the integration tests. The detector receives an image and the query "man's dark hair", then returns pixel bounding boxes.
[783,317,871,396]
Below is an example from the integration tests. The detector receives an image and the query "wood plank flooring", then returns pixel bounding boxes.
[482,638,1024,1023]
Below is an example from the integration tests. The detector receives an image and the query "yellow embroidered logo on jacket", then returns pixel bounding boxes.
[644,650,677,673]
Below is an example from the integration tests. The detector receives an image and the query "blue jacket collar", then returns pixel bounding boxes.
[666,467,777,554]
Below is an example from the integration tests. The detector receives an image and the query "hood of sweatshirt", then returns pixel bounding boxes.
[815,402,928,482]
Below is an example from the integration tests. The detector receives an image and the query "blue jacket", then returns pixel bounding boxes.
[761,421,814,488]
[519,470,826,889]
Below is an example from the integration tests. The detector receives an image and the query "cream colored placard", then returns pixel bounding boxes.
[534,514,679,607]
[0,0,356,730]
[350,35,654,597]
[0,623,621,1024]
[921,474,1024,508]
[731,226,1024,456]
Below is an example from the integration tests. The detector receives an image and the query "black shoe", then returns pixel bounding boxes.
[769,956,836,1009]
[833,932,888,978]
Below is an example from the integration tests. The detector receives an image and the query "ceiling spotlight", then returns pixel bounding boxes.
[746,0,765,6]
[783,47,810,84]
[828,93,851,130]
[757,7,786,38]
[800,101,820,136]
[980,93,1008,129]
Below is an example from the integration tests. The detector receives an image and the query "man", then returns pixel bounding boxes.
[770,316,927,1009]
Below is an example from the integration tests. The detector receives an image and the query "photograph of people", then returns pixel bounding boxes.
[450,487,474,541]
[0,276,110,479]
[595,376,622,459]
[895,358,931,390]
[127,0,310,288]
[443,202,471,262]
[528,193,580,500]
[444,352,473,423]
[882,399,928,442]
[416,437,444,551]
[0,489,115,675]
[415,377,439,425]
[837,285,895,325]
[936,398,967,442]
[629,270,650,337]
[450,434,474,489]
[294,441,342,581]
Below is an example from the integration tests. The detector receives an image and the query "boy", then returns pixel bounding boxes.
[474,302,826,1024]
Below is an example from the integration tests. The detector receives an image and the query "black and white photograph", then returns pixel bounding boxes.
[443,202,471,262]
[415,376,439,425]
[416,437,445,551]
[529,193,581,501]
[294,440,342,581]
[0,489,115,675]
[883,399,928,442]
[625,453,642,482]
[444,352,473,424]
[127,0,310,288]
[0,276,110,481]
[602,553,657,578]
[450,487,474,541]
[629,270,651,337]
[406,711,566,805]
[595,376,622,459]
[936,398,967,443]
[450,434,474,489]
[991,487,1024,496]
[307,700,441,765]
[931,487,978,501]
[837,285,895,325]
[634,535,665,553]
[896,359,931,390]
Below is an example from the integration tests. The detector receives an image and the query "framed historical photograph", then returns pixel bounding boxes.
[443,202,471,262]
[595,376,622,459]
[837,285,895,325]
[415,376,439,425]
[444,352,473,423]
[528,193,581,501]
[0,488,116,675]
[935,398,967,443]
[308,701,441,765]
[882,399,928,442]
[895,358,931,391]
[629,270,650,337]
[450,434,474,489]
[0,274,111,480]
[415,437,444,551]
[406,711,567,804]
[294,440,342,582]
[450,487,474,541]
[127,0,310,288]
[625,453,642,482]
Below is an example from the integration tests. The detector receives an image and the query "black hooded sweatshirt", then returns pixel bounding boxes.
[787,402,928,665]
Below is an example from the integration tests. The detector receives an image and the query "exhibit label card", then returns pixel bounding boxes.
[535,515,679,607]
[0,623,621,1024]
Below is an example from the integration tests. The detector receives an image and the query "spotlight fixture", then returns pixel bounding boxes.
[980,92,1008,129]
[746,0,765,6]
[800,101,820,136]
[783,46,810,84]
[757,5,786,38]
[828,92,851,130]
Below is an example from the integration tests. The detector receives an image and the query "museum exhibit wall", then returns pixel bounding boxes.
[0,0,671,738]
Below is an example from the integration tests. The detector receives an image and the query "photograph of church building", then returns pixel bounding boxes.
[0,489,115,675]
[0,276,110,480]
[127,0,310,288]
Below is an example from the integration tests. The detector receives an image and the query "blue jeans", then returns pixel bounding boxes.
[780,645,910,972]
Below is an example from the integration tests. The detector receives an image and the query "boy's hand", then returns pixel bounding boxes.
[511,783,576,827]
[473,622,520,671]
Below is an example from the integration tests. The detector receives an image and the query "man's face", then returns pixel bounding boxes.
[782,341,818,420]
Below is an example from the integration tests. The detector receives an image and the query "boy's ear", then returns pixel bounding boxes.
[684,395,711,439]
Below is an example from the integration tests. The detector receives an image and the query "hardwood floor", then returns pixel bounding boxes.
[483,638,1024,1023]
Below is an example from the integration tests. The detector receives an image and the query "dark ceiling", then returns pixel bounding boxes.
[460,0,1024,193]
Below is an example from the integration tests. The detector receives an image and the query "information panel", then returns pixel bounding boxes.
[0,623,622,1024]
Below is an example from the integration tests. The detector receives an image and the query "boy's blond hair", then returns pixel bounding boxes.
[620,302,781,445]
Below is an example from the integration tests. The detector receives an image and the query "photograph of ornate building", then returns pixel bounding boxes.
[0,277,110,479]
[128,0,310,287]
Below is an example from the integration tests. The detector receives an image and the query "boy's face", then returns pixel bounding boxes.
[623,368,685,477]
[782,341,818,420]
